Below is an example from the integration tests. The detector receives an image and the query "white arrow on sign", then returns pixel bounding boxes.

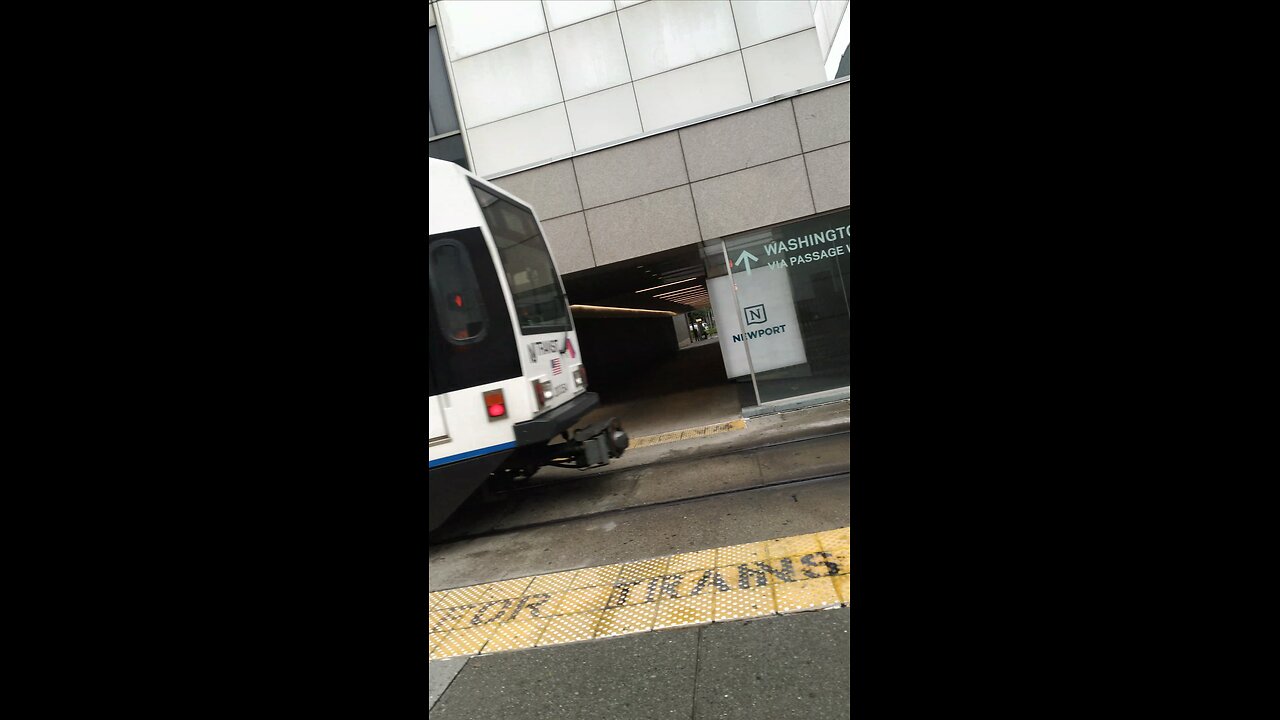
[733,249,759,276]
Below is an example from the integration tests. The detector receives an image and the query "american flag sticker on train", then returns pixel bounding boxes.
[551,358,562,375]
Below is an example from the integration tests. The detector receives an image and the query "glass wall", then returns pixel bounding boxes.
[429,25,469,170]
[703,209,850,409]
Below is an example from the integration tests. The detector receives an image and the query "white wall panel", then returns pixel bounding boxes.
[814,0,846,59]
[741,29,825,101]
[819,0,848,36]
[550,13,632,99]
[632,52,751,131]
[543,0,615,29]
[730,0,815,48]
[814,0,831,59]
[566,84,643,150]
[452,34,563,128]
[616,1,647,7]
[824,3,850,79]
[467,104,574,177]
[618,0,739,80]
[437,0,548,60]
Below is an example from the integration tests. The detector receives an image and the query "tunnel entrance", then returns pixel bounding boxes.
[560,244,746,439]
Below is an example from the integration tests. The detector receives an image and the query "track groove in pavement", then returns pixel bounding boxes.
[431,473,848,547]
[514,429,850,491]
[431,431,851,544]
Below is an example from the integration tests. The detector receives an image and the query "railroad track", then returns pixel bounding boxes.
[491,428,851,493]
[429,470,849,547]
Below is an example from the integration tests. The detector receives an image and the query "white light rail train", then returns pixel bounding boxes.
[429,158,627,531]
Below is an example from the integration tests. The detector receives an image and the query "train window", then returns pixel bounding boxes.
[428,228,522,395]
[429,239,488,345]
[471,184,572,336]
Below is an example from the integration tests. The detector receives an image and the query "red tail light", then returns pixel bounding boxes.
[483,389,507,419]
[532,380,545,409]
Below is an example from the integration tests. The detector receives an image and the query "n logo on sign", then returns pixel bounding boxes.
[744,304,767,326]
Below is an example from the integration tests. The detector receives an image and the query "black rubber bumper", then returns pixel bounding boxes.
[514,391,600,446]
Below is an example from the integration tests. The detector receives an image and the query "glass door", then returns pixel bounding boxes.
[702,210,851,410]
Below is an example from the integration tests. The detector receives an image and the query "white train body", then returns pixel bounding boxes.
[429,159,626,530]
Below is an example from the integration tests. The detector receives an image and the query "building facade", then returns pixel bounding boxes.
[429,0,851,412]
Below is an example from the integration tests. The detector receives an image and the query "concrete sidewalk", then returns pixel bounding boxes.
[430,606,850,719]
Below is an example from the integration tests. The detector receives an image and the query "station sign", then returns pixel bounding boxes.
[708,269,807,378]
[727,223,852,277]
[704,213,850,380]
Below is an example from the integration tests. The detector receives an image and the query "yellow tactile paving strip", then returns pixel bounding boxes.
[428,526,850,660]
[627,418,746,450]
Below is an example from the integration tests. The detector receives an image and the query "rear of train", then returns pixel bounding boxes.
[428,158,628,531]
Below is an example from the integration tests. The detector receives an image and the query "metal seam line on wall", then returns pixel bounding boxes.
[441,20,817,97]
[539,0,578,152]
[483,77,850,181]
[439,0,811,61]
[508,140,850,236]
[431,5,477,171]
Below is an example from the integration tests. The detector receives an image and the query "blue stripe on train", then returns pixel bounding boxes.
[428,441,518,468]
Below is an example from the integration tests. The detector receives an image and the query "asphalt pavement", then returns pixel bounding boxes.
[428,364,852,718]
[430,606,850,719]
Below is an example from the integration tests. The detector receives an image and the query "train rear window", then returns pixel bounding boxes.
[429,239,488,344]
[471,184,572,335]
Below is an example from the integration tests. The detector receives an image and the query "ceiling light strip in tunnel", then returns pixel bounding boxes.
[661,285,707,294]
[634,278,700,294]
[661,292,709,302]
[655,286,708,299]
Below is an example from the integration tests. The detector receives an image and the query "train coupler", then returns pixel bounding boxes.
[546,417,628,469]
